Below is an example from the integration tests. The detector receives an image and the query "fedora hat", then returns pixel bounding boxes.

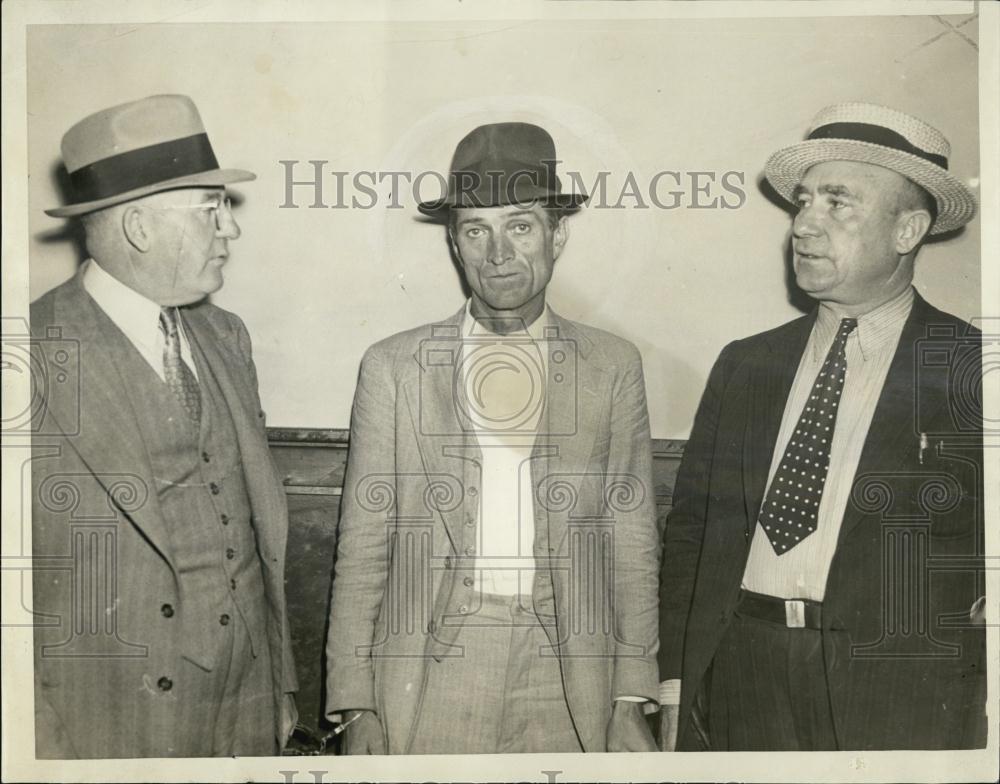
[764,102,977,235]
[417,122,588,219]
[45,94,255,218]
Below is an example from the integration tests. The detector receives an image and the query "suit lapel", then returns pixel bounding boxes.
[742,314,815,531]
[836,294,944,544]
[47,272,175,568]
[403,307,480,549]
[182,305,287,561]
[533,311,602,532]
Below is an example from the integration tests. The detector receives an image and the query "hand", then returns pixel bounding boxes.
[342,710,386,755]
[280,693,299,745]
[658,703,680,751]
[606,700,657,752]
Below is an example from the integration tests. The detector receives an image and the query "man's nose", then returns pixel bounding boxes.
[792,204,820,238]
[487,234,513,264]
[216,204,241,240]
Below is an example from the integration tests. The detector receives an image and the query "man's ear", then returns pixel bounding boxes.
[122,205,152,253]
[552,216,569,260]
[895,209,932,255]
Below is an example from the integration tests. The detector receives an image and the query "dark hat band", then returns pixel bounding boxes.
[69,133,220,202]
[808,122,948,170]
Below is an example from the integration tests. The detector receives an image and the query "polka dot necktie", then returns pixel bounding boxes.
[159,307,202,427]
[758,317,857,554]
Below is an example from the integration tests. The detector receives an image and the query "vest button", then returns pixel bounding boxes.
[226,548,235,560]
[157,676,173,692]
[219,614,230,626]
[220,514,229,525]
[463,576,474,587]
[464,546,475,556]
[160,603,174,618]
[444,556,452,569]
[201,451,211,463]
[427,620,436,633]
[209,482,220,495]
[468,487,478,497]
[230,579,237,591]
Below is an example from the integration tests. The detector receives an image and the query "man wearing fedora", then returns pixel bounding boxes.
[30,94,298,758]
[325,122,661,754]
[657,103,985,751]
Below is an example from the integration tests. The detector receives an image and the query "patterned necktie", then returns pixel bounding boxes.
[159,307,201,426]
[758,317,858,554]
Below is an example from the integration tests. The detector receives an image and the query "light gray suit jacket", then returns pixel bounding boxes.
[325,305,660,753]
[30,270,297,758]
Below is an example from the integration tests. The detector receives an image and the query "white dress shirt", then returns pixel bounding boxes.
[741,286,912,600]
[460,302,548,597]
[82,258,198,381]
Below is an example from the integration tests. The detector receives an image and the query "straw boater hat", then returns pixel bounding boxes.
[417,122,588,220]
[764,102,977,235]
[46,94,255,218]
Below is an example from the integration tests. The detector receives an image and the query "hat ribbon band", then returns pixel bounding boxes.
[808,122,948,170]
[69,133,220,203]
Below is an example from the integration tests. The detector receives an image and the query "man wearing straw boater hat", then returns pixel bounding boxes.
[325,122,661,753]
[30,95,298,758]
[657,103,985,751]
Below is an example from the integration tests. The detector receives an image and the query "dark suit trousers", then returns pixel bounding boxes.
[707,612,838,750]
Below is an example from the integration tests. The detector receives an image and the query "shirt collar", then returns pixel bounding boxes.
[812,286,914,362]
[461,299,551,342]
[81,258,163,352]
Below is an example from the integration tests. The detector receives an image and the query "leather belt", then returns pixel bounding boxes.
[737,589,823,630]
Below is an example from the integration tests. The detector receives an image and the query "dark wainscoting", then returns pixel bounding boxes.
[268,427,687,734]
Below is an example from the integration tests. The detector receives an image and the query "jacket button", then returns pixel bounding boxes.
[226,548,235,560]
[463,576,474,587]
[157,676,173,691]
[160,603,174,618]
[428,620,436,633]
[444,556,452,569]
[465,518,475,527]
[209,482,220,495]
[219,614,230,626]
[458,605,469,614]
[464,545,475,556]
[468,487,478,497]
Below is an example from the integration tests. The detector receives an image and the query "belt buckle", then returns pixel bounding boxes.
[785,599,806,628]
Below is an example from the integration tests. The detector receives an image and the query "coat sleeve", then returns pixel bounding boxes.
[232,314,299,696]
[657,341,737,681]
[608,344,662,703]
[324,344,397,717]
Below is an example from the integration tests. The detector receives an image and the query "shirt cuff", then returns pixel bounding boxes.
[659,679,681,706]
[615,695,660,714]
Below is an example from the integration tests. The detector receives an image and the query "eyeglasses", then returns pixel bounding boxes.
[152,197,234,231]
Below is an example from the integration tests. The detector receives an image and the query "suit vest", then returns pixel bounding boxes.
[94,304,269,671]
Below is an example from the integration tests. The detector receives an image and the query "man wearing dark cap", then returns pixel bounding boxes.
[31,94,298,758]
[658,103,985,751]
[325,122,661,753]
